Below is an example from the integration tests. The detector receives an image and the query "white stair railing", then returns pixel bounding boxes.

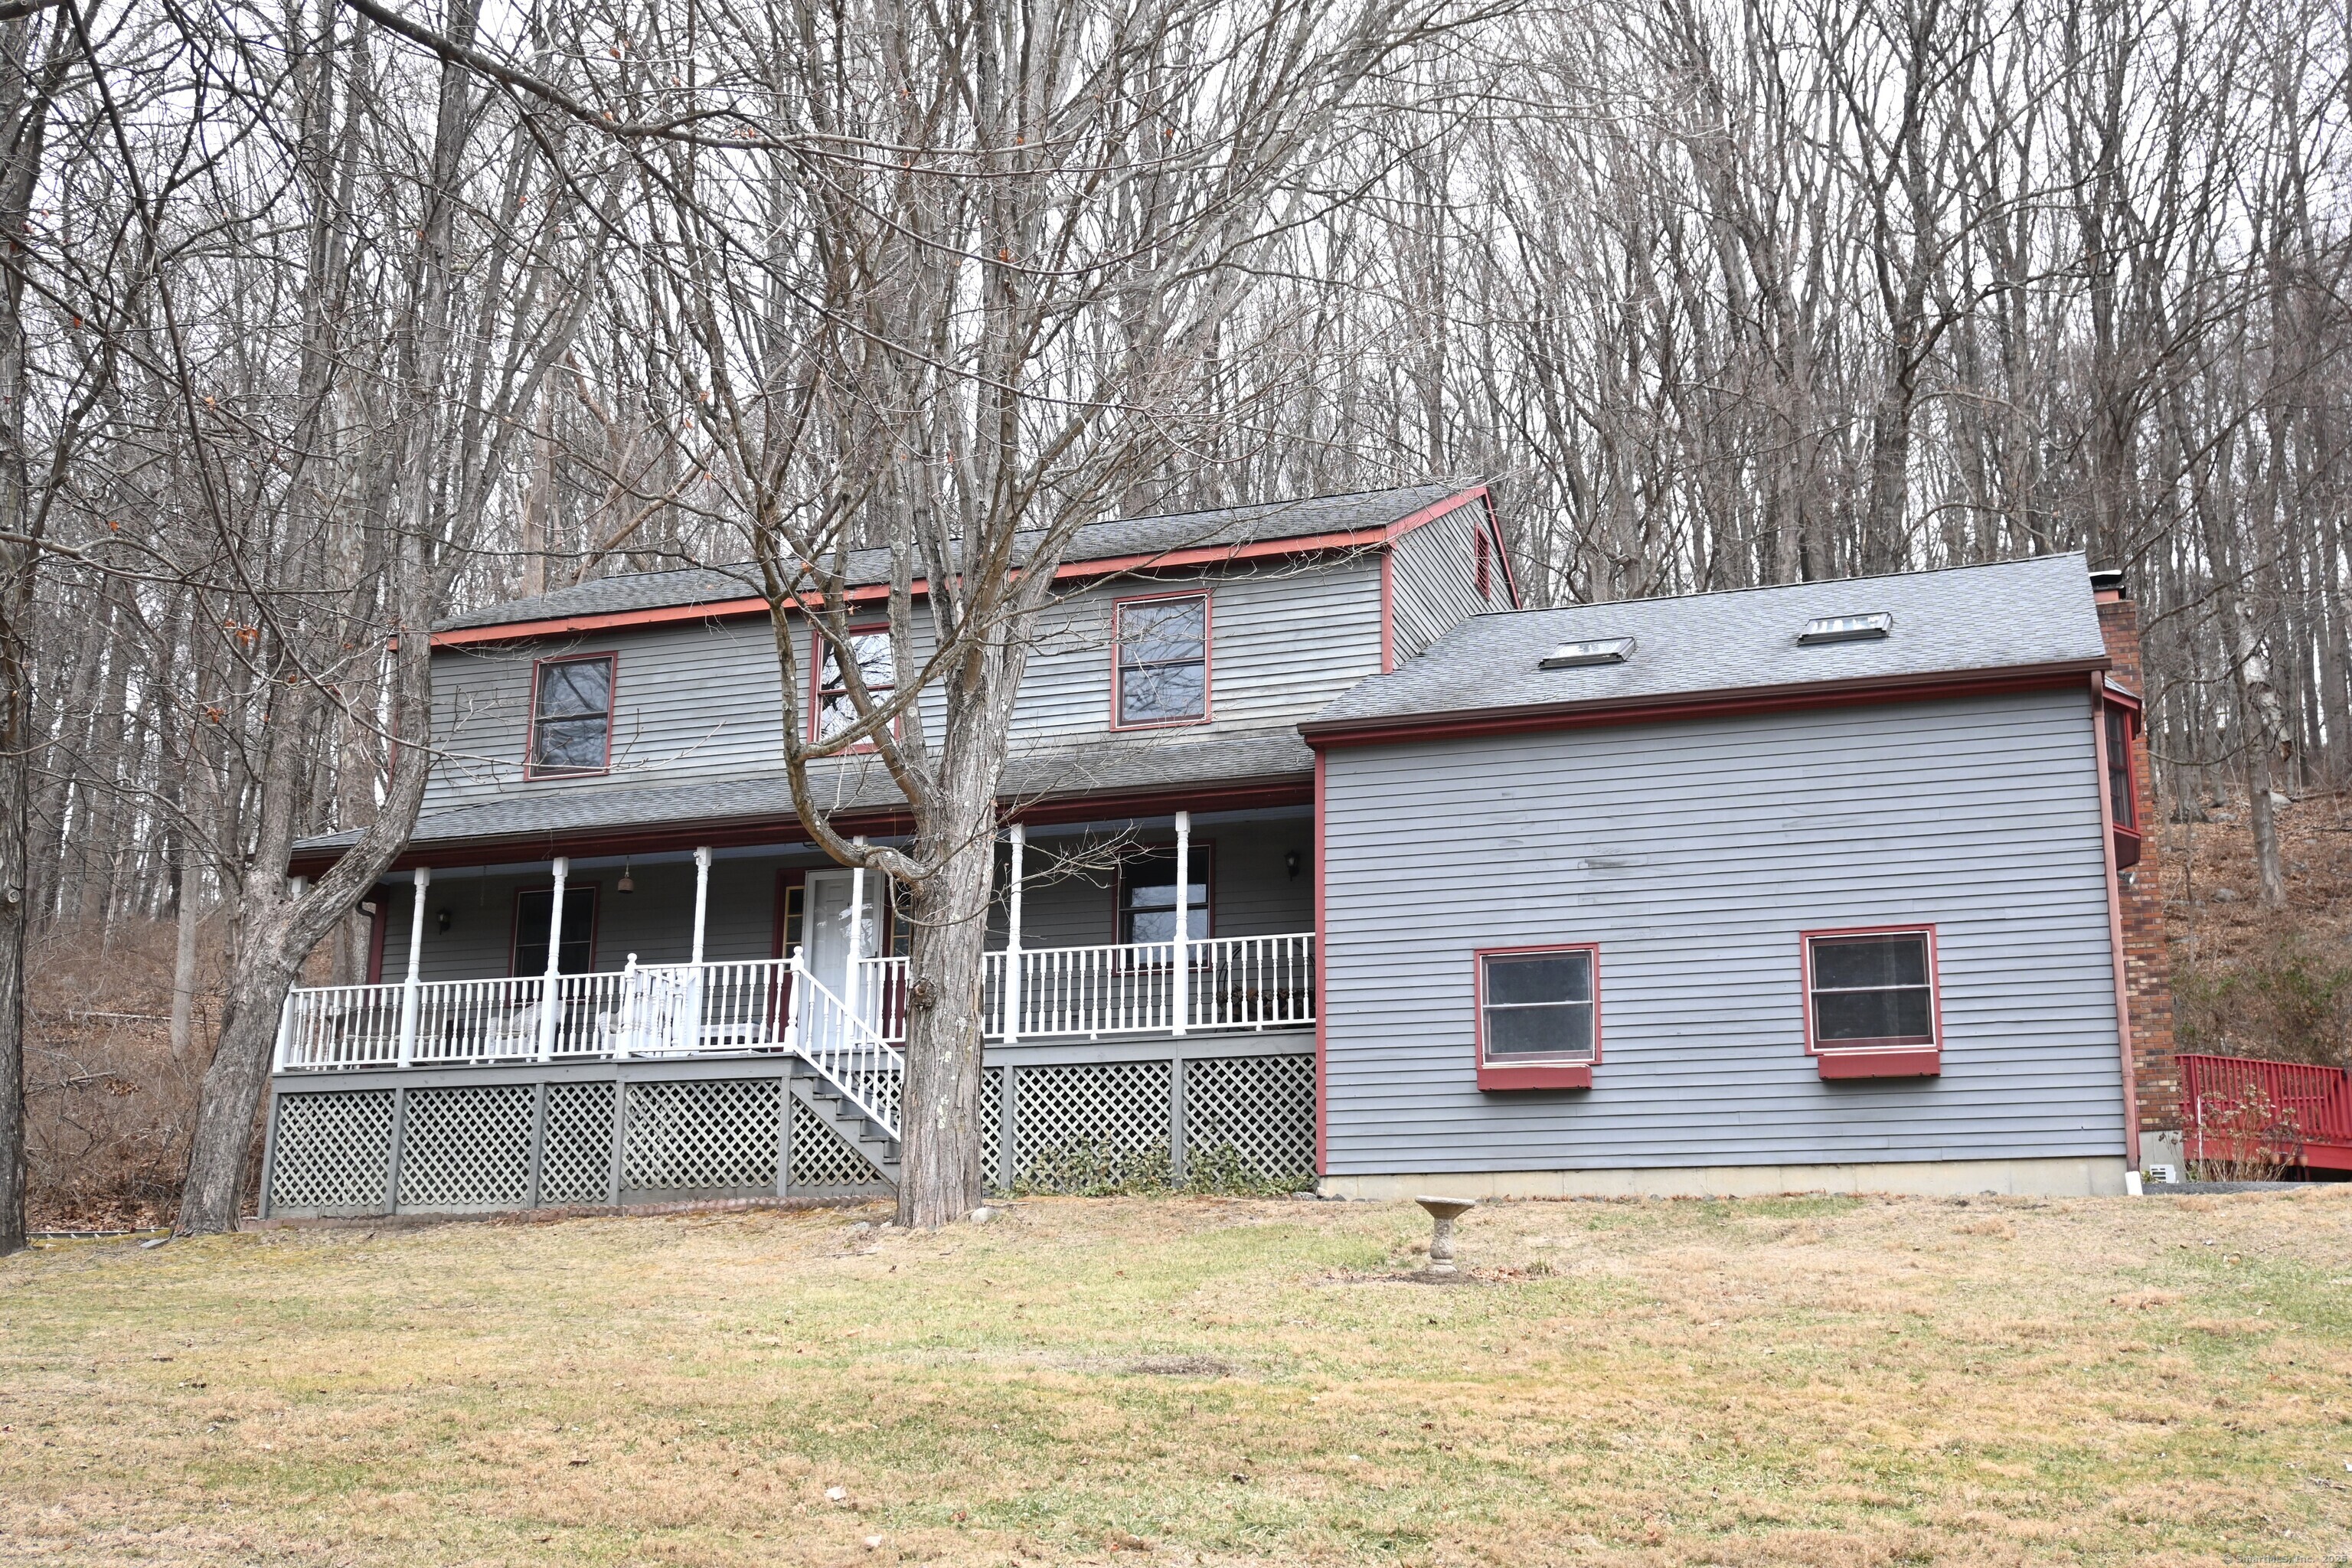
[786,947,901,1135]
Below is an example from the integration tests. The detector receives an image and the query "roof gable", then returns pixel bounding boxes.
[436,484,1473,639]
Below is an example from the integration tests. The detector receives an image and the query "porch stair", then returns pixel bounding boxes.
[788,1061,902,1191]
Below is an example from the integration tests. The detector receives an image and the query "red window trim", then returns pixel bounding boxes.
[1800,924,1942,1079]
[1110,839,1216,943]
[1473,942,1601,1091]
[364,890,389,985]
[808,621,897,749]
[1109,589,1214,732]
[509,881,601,978]
[523,652,617,779]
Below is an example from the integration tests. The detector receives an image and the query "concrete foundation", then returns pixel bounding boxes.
[1321,1155,2132,1201]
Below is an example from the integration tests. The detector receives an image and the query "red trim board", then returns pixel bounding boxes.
[2090,673,2144,1167]
[1312,748,1328,1175]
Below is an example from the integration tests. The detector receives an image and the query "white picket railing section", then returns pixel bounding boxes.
[276,933,1313,1096]
[854,932,1315,1045]
[276,952,904,1135]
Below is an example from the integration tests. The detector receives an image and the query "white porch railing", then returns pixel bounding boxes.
[276,933,1312,1084]
[855,932,1316,1045]
[276,952,903,1131]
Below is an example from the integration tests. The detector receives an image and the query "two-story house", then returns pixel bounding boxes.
[263,485,2169,1217]
[267,485,1511,1213]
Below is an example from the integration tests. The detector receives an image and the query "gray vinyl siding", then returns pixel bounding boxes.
[1387,511,1494,662]
[421,556,1380,812]
[1319,688,2127,1174]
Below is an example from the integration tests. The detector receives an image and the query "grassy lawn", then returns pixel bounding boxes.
[3,1191,2347,1566]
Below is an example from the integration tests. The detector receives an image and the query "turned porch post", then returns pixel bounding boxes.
[690,844,713,965]
[1003,824,1024,1044]
[396,867,430,1068]
[1172,812,1191,1037]
[846,837,867,1019]
[535,857,568,1060]
[684,844,714,1054]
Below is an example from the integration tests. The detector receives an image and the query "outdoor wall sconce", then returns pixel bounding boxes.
[1285,849,1302,880]
[436,908,452,934]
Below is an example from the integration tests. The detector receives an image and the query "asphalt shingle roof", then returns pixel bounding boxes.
[437,485,1465,633]
[1306,552,2109,734]
[291,727,1314,861]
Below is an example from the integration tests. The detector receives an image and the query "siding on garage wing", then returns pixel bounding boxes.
[1317,685,2128,1174]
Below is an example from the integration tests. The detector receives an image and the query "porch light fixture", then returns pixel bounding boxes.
[1539,636,1634,669]
[436,907,451,933]
[1798,612,1893,645]
[618,861,635,894]
[1285,850,1301,880]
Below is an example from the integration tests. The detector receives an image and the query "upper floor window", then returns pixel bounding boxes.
[1114,593,1209,728]
[528,655,614,776]
[1803,926,1941,1077]
[2104,706,2137,830]
[815,626,894,743]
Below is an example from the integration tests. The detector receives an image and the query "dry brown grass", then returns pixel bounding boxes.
[3,1190,2347,1566]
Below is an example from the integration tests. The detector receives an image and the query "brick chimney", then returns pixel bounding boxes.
[2091,570,2178,1153]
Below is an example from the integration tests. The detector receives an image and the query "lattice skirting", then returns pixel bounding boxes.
[1001,1053,1316,1194]
[266,1073,890,1217]
[264,1051,1315,1215]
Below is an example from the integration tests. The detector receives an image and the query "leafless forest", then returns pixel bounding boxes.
[2,0,2348,1229]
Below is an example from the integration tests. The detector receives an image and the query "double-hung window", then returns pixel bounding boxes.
[814,626,894,744]
[1113,593,1209,728]
[2103,701,2144,867]
[1117,844,1210,945]
[527,655,615,777]
[512,884,599,975]
[1802,926,1941,1078]
[1475,945,1599,1089]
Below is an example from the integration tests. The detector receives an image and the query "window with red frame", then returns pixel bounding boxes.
[528,655,614,776]
[1478,947,1596,1066]
[2104,707,2137,830]
[815,627,894,743]
[1805,930,1936,1051]
[1474,530,1491,601]
[1114,595,1208,727]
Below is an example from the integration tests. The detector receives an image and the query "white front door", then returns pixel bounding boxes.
[803,870,883,1022]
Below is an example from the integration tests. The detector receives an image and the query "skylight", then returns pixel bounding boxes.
[1798,612,1892,645]
[1540,636,1634,669]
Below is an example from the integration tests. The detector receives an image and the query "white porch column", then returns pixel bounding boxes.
[1003,824,1024,1044]
[535,857,567,1060]
[684,846,714,1054]
[396,867,430,1068]
[1172,812,1191,1037]
[846,838,868,1018]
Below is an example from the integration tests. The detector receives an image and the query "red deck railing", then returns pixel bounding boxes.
[2179,1053,2352,1174]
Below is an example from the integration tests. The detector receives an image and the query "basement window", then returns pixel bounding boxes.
[1803,926,1941,1079]
[1798,612,1892,645]
[1476,945,1599,1090]
[1539,637,1633,669]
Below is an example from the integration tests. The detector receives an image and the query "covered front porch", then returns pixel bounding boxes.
[275,806,1317,1075]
